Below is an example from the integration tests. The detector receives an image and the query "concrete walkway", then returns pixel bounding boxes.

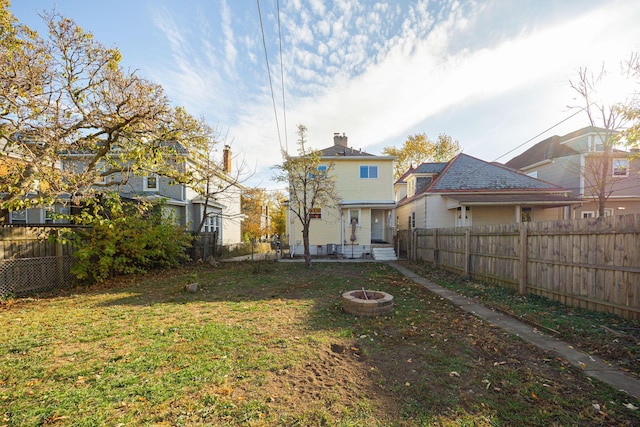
[389,262,640,401]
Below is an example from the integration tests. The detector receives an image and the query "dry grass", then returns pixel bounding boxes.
[1,261,638,426]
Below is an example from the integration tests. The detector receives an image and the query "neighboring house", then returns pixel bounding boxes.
[0,135,70,224]
[286,133,397,259]
[395,153,581,230]
[505,126,640,218]
[1,135,244,245]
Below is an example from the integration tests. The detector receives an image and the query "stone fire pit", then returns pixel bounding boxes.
[341,289,394,317]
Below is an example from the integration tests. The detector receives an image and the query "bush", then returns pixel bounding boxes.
[63,194,192,283]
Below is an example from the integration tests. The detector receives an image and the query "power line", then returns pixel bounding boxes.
[276,0,288,153]
[256,0,283,152]
[492,109,583,163]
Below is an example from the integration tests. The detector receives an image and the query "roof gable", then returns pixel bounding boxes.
[429,153,562,192]
[504,126,616,170]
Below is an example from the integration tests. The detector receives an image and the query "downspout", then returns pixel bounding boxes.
[290,208,295,258]
[340,209,344,256]
[423,194,427,228]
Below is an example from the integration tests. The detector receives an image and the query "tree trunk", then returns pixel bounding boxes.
[302,225,311,267]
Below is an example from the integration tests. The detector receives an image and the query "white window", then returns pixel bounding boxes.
[349,209,359,225]
[359,165,378,179]
[613,159,629,177]
[10,209,27,224]
[44,207,55,223]
[603,208,614,217]
[143,174,159,191]
[203,213,221,233]
[581,211,595,218]
[521,207,533,223]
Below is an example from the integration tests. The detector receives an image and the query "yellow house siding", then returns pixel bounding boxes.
[326,158,394,201]
[286,154,395,253]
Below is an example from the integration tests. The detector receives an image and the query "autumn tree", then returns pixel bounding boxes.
[569,53,640,217]
[383,133,461,179]
[0,7,210,219]
[241,187,268,242]
[269,190,287,237]
[273,124,340,267]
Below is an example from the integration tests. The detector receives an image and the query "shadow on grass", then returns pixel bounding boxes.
[11,260,639,425]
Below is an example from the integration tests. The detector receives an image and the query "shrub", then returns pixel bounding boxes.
[63,194,192,283]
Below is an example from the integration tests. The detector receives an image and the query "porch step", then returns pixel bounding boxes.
[372,246,397,261]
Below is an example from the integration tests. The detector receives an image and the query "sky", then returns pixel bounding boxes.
[9,0,640,191]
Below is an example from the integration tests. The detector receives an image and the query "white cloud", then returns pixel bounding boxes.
[220,0,237,70]
[147,0,640,190]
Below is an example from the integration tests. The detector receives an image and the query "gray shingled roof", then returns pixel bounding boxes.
[504,126,612,170]
[430,153,561,191]
[319,145,375,156]
[414,162,446,174]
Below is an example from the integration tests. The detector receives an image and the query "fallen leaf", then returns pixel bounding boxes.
[449,371,460,377]
[623,402,638,410]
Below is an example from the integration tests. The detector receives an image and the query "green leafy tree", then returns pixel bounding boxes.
[63,193,191,284]
[383,133,461,179]
[273,124,340,267]
[0,7,210,219]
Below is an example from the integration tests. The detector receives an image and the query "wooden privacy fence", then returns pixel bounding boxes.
[405,214,640,321]
[0,226,78,297]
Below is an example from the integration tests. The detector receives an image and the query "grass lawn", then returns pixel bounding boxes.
[1,261,639,426]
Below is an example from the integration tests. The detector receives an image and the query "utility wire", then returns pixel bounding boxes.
[492,109,583,163]
[422,110,588,193]
[276,0,289,153]
[256,0,283,152]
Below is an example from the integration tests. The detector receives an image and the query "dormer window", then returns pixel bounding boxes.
[407,177,415,197]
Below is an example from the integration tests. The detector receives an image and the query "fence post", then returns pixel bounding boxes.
[55,229,65,286]
[432,228,438,268]
[411,229,417,261]
[464,228,470,279]
[519,223,528,295]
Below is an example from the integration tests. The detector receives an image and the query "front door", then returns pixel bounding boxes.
[371,210,384,242]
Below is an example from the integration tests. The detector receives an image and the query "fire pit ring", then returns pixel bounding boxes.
[341,289,394,317]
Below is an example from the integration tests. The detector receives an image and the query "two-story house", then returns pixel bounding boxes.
[395,153,580,230]
[2,134,244,245]
[505,126,640,218]
[285,133,397,259]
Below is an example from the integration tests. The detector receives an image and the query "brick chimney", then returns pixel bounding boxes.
[223,145,231,173]
[333,132,348,147]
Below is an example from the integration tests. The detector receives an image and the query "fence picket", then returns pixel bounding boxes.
[405,214,640,321]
